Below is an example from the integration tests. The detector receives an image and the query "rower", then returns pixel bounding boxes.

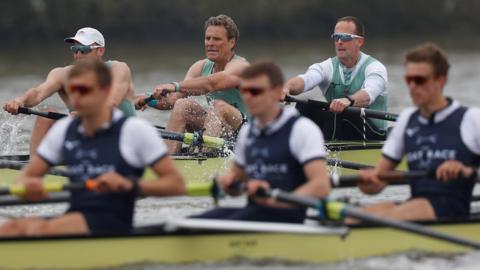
[134,14,250,154]
[0,59,185,236]
[192,60,330,223]
[357,42,480,221]
[284,16,388,141]
[3,27,137,156]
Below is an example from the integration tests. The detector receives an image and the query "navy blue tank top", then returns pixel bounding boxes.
[62,116,144,226]
[244,115,307,201]
[404,106,480,212]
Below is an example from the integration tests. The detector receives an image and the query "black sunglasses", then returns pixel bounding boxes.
[70,45,101,54]
[405,75,432,85]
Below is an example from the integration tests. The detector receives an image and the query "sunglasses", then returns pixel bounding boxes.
[70,45,102,54]
[68,84,95,95]
[404,75,432,85]
[240,86,266,96]
[331,33,363,42]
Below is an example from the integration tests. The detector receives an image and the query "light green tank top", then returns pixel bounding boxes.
[325,56,387,130]
[105,60,136,117]
[200,56,250,119]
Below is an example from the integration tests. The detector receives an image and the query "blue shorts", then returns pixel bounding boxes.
[191,204,306,224]
[67,209,132,235]
[413,196,470,220]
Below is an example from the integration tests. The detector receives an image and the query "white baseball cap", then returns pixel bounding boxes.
[64,27,105,47]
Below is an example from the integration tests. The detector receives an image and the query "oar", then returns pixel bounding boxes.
[0,180,98,196]
[17,107,66,120]
[285,95,398,122]
[0,181,220,206]
[158,130,229,150]
[327,158,373,171]
[330,170,431,188]
[257,188,480,249]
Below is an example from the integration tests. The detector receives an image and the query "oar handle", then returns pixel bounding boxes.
[330,170,434,188]
[143,95,156,104]
[284,95,398,122]
[0,180,99,196]
[18,107,67,120]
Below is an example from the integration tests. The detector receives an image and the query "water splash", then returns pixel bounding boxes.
[0,111,30,155]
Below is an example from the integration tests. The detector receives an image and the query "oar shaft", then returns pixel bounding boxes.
[158,130,185,142]
[345,106,398,122]
[158,130,226,149]
[331,170,431,188]
[343,205,480,249]
[0,181,92,196]
[265,188,480,249]
[285,96,398,122]
[18,107,66,120]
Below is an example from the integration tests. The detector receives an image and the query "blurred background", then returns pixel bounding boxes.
[1,0,480,154]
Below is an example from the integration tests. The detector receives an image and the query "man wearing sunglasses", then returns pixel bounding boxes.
[192,61,330,223]
[0,59,185,236]
[356,43,480,221]
[134,14,249,154]
[284,16,388,141]
[3,27,136,156]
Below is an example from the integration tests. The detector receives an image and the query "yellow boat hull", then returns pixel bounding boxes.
[0,221,477,269]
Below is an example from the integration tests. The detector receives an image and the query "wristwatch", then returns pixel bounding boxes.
[344,95,355,106]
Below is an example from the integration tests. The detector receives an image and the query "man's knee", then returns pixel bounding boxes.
[172,98,197,117]
[210,100,238,120]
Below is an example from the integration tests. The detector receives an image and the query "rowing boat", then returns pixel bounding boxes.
[0,141,404,185]
[0,217,477,269]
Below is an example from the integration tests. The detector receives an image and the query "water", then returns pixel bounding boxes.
[1,40,480,269]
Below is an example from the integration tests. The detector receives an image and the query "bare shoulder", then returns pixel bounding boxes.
[185,59,207,79]
[224,57,249,74]
[190,59,207,72]
[48,65,71,78]
[109,60,130,71]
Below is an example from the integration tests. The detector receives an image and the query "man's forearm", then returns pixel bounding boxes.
[285,77,305,95]
[179,72,239,96]
[18,88,43,107]
[350,90,371,107]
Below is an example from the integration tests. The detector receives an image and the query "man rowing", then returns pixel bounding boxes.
[0,59,185,236]
[284,16,388,140]
[134,14,249,154]
[3,27,136,156]
[357,43,480,221]
[193,60,330,223]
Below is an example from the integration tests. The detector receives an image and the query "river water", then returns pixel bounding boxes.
[1,39,480,269]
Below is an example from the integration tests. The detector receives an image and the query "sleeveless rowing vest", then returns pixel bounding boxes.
[105,60,136,117]
[326,56,387,130]
[62,116,144,226]
[200,56,250,119]
[404,106,480,213]
[243,114,307,197]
